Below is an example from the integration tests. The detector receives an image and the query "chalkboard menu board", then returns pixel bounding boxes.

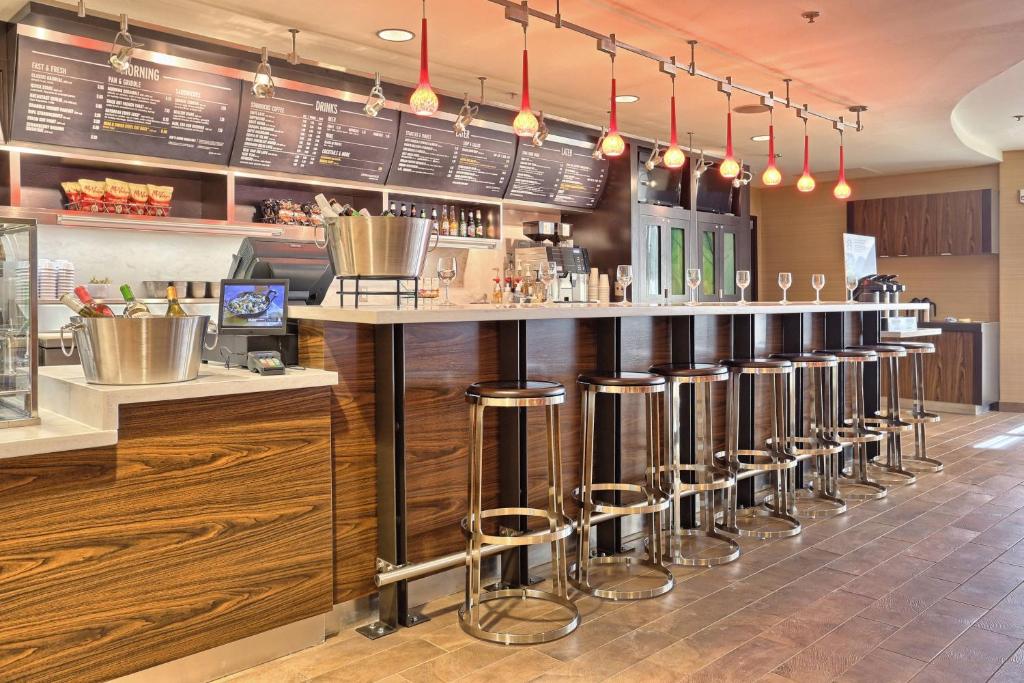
[230,86,398,183]
[505,140,609,209]
[386,114,517,197]
[11,36,240,163]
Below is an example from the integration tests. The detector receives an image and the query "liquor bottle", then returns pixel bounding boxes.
[478,209,492,238]
[119,284,152,318]
[410,203,417,219]
[448,207,459,236]
[439,206,449,236]
[73,286,115,317]
[329,198,345,215]
[59,292,105,318]
[164,285,188,317]
[399,203,408,217]
[419,207,426,219]
[459,209,468,237]
[385,201,397,216]
[467,210,476,237]
[430,207,439,235]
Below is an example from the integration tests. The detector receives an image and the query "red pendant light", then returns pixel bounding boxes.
[512,25,538,137]
[719,91,740,179]
[601,54,625,157]
[797,119,816,192]
[761,109,782,186]
[663,74,686,169]
[833,129,851,199]
[409,0,439,116]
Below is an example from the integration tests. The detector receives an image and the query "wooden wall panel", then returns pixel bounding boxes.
[299,321,379,603]
[0,389,333,683]
[619,317,672,484]
[752,315,786,444]
[693,315,732,454]
[849,190,988,257]
[403,323,501,563]
[897,330,978,405]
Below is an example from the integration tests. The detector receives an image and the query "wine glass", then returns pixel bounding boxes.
[811,273,826,304]
[846,274,859,303]
[778,272,792,304]
[437,256,457,307]
[539,261,557,305]
[736,270,751,305]
[686,268,702,306]
[616,265,634,305]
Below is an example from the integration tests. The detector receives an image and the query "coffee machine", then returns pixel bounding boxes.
[514,221,591,303]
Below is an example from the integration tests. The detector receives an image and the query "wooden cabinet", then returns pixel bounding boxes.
[847,189,992,256]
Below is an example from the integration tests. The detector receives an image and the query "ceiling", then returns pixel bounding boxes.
[5,0,1024,185]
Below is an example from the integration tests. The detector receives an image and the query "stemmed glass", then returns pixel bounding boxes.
[539,261,557,305]
[778,272,792,304]
[846,274,859,303]
[736,270,751,305]
[437,256,457,307]
[686,268,702,306]
[812,273,826,304]
[616,265,634,305]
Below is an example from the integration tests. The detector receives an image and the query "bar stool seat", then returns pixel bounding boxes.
[767,352,846,519]
[716,358,801,539]
[573,371,674,600]
[461,380,579,645]
[649,362,730,381]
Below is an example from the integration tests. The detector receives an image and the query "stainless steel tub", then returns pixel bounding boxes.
[316,215,438,277]
[60,316,215,385]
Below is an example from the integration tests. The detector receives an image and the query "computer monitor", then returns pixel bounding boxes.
[228,237,334,305]
[217,279,289,336]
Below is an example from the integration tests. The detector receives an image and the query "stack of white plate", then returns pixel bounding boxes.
[36,259,58,301]
[14,260,31,303]
[53,260,76,298]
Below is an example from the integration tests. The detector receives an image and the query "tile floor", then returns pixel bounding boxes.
[225,410,1024,682]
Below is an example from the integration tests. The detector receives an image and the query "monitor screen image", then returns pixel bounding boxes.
[219,280,288,335]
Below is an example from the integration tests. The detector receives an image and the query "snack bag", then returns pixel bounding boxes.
[60,181,82,209]
[128,183,149,215]
[104,178,130,214]
[147,184,174,217]
[78,179,106,212]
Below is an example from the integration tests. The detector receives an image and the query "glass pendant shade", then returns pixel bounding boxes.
[761,124,782,186]
[251,47,275,99]
[797,132,815,192]
[833,142,851,199]
[663,89,686,169]
[409,13,438,116]
[601,71,625,157]
[513,47,539,137]
[719,111,740,178]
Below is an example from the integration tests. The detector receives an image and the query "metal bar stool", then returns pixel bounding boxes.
[649,363,739,567]
[768,353,847,519]
[814,348,886,500]
[715,358,801,539]
[878,341,943,473]
[849,344,917,486]
[571,371,674,599]
[461,380,579,644]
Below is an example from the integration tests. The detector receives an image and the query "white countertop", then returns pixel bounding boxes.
[290,301,929,325]
[3,364,338,459]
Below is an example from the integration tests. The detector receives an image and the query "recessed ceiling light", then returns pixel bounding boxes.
[376,28,414,42]
[751,134,770,142]
[734,103,771,114]
[615,94,639,103]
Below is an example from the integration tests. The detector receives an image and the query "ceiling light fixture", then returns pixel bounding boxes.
[251,47,275,99]
[287,28,301,65]
[512,8,539,138]
[364,72,386,117]
[532,110,550,147]
[615,94,639,103]
[644,141,663,171]
[718,79,740,178]
[801,10,821,23]
[796,112,816,192]
[662,60,686,169]
[600,41,625,158]
[77,0,86,18]
[751,134,770,142]
[761,107,782,186]
[409,0,439,116]
[376,28,414,42]
[455,77,484,134]
[592,127,607,160]
[833,125,852,200]
[108,14,140,74]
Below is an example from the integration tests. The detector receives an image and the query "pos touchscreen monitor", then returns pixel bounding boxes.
[218,279,288,336]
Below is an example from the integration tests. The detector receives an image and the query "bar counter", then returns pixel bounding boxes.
[294,301,927,633]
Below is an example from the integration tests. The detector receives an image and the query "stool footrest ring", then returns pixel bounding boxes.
[834,425,885,444]
[766,435,844,456]
[659,463,736,492]
[865,415,914,432]
[461,507,574,546]
[569,556,675,600]
[459,588,580,644]
[572,483,670,516]
[715,449,798,472]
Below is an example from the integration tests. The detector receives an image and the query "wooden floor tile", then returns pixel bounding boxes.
[925,542,1004,583]
[458,649,562,683]
[770,616,897,682]
[910,626,1023,683]
[903,525,980,562]
[946,560,1024,609]
[989,643,1024,683]
[858,574,958,627]
[309,639,446,683]
[878,598,986,661]
[836,647,926,682]
[843,553,935,600]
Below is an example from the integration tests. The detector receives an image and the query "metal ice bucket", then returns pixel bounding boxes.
[60,316,217,385]
[315,215,438,277]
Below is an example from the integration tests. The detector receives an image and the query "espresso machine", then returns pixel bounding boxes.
[855,274,917,331]
[514,221,591,303]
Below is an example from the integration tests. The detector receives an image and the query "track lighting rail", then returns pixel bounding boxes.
[487,0,862,132]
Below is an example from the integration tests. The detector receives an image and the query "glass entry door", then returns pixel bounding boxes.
[638,211,689,304]
[696,216,751,303]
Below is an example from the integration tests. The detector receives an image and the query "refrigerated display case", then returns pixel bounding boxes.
[0,217,39,428]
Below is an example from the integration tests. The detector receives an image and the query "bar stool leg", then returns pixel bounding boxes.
[880,357,916,483]
[465,403,486,628]
[838,361,887,499]
[575,391,594,589]
[906,353,943,472]
[721,374,741,534]
[646,392,665,567]
[546,404,568,599]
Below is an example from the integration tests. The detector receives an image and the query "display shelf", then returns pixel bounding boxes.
[436,236,500,250]
[880,328,942,339]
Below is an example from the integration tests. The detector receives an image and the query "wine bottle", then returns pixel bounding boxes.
[165,286,188,317]
[410,203,417,219]
[440,205,449,236]
[73,286,115,317]
[59,292,104,318]
[459,209,468,237]
[384,201,397,217]
[467,210,476,237]
[120,284,152,318]
[399,203,408,217]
